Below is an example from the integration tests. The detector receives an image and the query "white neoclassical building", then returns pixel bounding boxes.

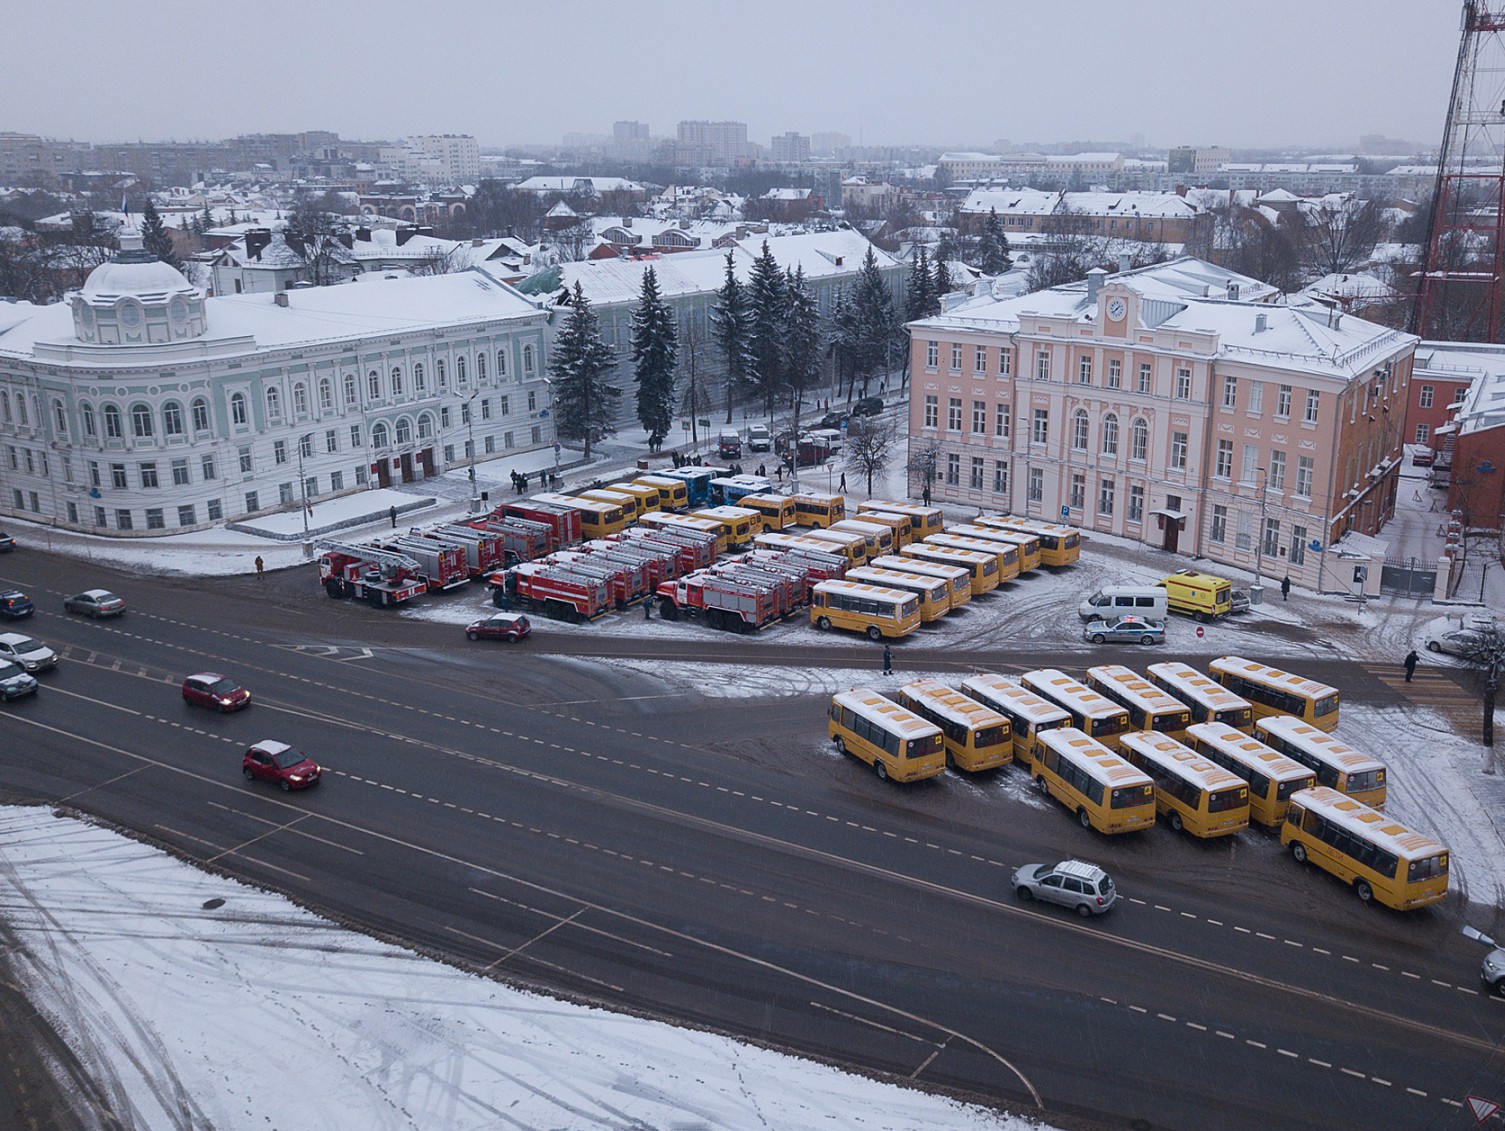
[0,246,553,536]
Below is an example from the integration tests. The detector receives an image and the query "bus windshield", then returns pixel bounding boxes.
[1409,854,1448,882]
[975,724,1009,748]
[906,733,943,760]
[1208,786,1248,812]
[1314,693,1340,718]
[1347,768,1385,794]
[1112,784,1153,808]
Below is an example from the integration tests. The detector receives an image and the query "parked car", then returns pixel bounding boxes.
[242,740,321,791]
[64,589,126,618]
[1412,447,1436,468]
[466,612,532,643]
[0,530,14,552]
[717,430,743,459]
[816,410,849,431]
[1083,615,1166,646]
[0,590,34,620]
[182,672,252,712]
[1011,860,1117,917]
[1229,588,1251,615]
[0,659,38,701]
[0,633,57,672]
[746,424,772,452]
[1425,628,1494,658]
[1483,946,1505,996]
[851,396,884,417]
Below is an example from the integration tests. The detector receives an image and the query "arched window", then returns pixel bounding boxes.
[371,422,390,448]
[1130,417,1148,462]
[131,403,154,438]
[475,353,486,381]
[395,417,412,445]
[16,395,28,426]
[319,378,333,411]
[522,344,535,376]
[52,399,68,435]
[265,387,281,421]
[436,359,447,390]
[104,404,124,439]
[368,370,380,399]
[391,366,404,396]
[162,401,184,436]
[456,356,467,385]
[0,391,9,423]
[191,397,209,433]
[1101,413,1119,456]
[413,363,425,393]
[1071,409,1089,451]
[230,393,247,427]
[417,413,434,439]
[496,350,508,379]
[81,402,96,438]
[293,383,308,415]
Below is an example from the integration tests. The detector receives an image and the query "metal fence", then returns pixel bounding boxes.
[1379,556,1438,598]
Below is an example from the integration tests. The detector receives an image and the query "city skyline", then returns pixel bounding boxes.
[8,0,1458,154]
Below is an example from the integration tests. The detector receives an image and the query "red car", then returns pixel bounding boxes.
[242,740,321,791]
[182,672,252,711]
[466,612,532,643]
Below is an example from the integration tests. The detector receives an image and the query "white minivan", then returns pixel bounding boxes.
[1077,585,1168,622]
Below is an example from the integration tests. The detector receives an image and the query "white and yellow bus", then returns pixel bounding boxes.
[1145,661,1255,731]
[790,492,847,528]
[845,566,952,622]
[693,505,762,549]
[1021,669,1131,751]
[798,526,870,566]
[828,689,946,783]
[739,493,797,530]
[960,673,1070,768]
[899,543,1000,595]
[1254,715,1387,809]
[579,487,642,521]
[924,533,1021,583]
[633,474,690,510]
[608,481,662,515]
[639,511,730,554]
[756,530,865,566]
[859,500,945,539]
[1085,665,1193,738]
[897,680,1012,772]
[1120,731,1250,838]
[1184,721,1316,828]
[1281,786,1449,909]
[950,524,1042,573]
[532,492,631,538]
[870,555,971,607]
[1032,727,1157,833]
[845,508,912,547]
[830,518,895,556]
[1208,656,1341,733]
[979,516,1081,566]
[810,580,921,640]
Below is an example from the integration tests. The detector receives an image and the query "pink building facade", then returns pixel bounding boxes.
[907,258,1417,592]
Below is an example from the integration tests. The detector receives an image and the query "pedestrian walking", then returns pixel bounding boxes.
[1404,649,1419,683]
[1280,576,1291,602]
[839,472,847,492]
[922,485,931,507]
[254,555,265,579]
[882,642,893,677]
[757,463,766,478]
[776,464,784,483]
[388,505,397,529]
[643,596,653,620]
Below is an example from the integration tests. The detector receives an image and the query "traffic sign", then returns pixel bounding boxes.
[1467,1096,1500,1124]
[1060,506,1069,518]
[553,442,562,455]
[1196,626,1205,639]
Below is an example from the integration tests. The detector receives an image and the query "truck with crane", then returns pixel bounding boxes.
[317,542,429,607]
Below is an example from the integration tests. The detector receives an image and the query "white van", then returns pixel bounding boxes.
[807,427,844,453]
[1078,585,1168,622]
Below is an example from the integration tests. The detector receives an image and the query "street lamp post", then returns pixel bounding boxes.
[297,432,313,549]
[1252,465,1269,603]
[466,389,480,513]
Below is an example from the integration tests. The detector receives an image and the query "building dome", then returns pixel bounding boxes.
[71,245,208,345]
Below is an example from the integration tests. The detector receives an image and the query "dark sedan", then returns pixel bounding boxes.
[0,591,34,619]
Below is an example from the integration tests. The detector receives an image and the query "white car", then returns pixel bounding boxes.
[0,632,57,673]
[1425,628,1493,658]
[1484,947,1505,996]
[1011,860,1117,917]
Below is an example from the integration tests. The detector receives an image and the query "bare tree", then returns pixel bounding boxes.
[908,438,940,498]
[843,416,900,496]
[1296,197,1388,281]
[284,194,350,286]
[409,245,473,277]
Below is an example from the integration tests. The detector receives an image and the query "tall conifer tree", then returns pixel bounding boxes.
[630,266,678,452]
[549,282,619,459]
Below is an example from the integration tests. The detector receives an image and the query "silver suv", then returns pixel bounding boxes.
[1011,860,1117,916]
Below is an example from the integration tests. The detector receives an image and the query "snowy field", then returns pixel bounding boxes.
[0,806,1038,1131]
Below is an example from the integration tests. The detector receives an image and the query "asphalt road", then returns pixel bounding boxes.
[1,549,1502,1131]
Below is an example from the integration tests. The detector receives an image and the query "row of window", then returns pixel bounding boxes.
[1208,505,1310,566]
[1211,441,1316,497]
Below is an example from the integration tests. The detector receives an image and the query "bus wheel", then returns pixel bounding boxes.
[1292,843,1308,864]
[834,736,848,755]
[875,760,889,781]
[1078,808,1092,829]
[1355,880,1374,903]
[866,625,883,642]
[1035,775,1048,795]
[816,616,832,631]
[1170,812,1184,833]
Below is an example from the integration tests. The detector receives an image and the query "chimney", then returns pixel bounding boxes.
[471,237,484,247]
[1227,282,1240,300]
[623,216,632,228]
[1117,253,1131,274]
[1254,312,1268,333]
[244,228,272,260]
[336,232,353,249]
[1086,267,1107,303]
[356,226,372,242]
[274,292,289,307]
[678,218,691,230]
[395,225,417,246]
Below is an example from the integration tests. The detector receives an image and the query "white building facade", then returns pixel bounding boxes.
[0,249,552,536]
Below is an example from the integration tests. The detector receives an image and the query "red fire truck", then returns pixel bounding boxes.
[497,501,582,551]
[318,542,428,607]
[654,569,782,632]
[378,536,469,591]
[492,562,611,622]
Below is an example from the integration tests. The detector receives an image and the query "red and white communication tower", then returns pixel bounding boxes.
[1415,1,1505,342]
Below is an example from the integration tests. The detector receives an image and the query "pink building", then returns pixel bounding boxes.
[906,258,1418,592]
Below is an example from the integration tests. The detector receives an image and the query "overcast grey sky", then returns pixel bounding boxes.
[8,0,1461,151]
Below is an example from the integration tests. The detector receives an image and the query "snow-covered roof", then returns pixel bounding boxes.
[516,175,644,195]
[1416,341,1505,436]
[1301,273,1396,302]
[957,187,1200,219]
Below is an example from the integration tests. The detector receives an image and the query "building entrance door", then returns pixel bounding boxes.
[399,452,415,483]
[375,459,391,489]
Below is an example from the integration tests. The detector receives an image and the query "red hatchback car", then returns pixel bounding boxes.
[465,612,532,643]
[182,672,252,711]
[242,740,321,791]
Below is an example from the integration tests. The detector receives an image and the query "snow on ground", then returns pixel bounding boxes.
[0,805,1041,1131]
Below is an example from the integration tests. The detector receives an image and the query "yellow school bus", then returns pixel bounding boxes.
[869,554,971,606]
[790,492,847,528]
[1022,668,1131,751]
[846,508,912,547]
[829,689,945,783]
[961,674,1071,768]
[1254,715,1386,810]
[951,523,1042,573]
[693,505,762,549]
[1208,656,1341,733]
[899,543,999,595]
[845,566,951,622]
[1282,786,1448,909]
[1033,727,1157,833]
[633,474,690,511]
[609,481,662,515]
[532,492,630,538]
[1120,731,1250,838]
[756,530,865,566]
[1184,721,1315,828]
[798,526,870,566]
[739,493,797,530]
[1085,665,1192,739]
[860,500,945,538]
[829,518,895,556]
[983,516,1081,567]
[579,487,641,521]
[639,511,729,554]
[897,680,1012,771]
[924,533,1021,583]
[810,580,921,640]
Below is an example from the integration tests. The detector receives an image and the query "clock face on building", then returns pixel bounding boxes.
[1107,297,1127,321]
